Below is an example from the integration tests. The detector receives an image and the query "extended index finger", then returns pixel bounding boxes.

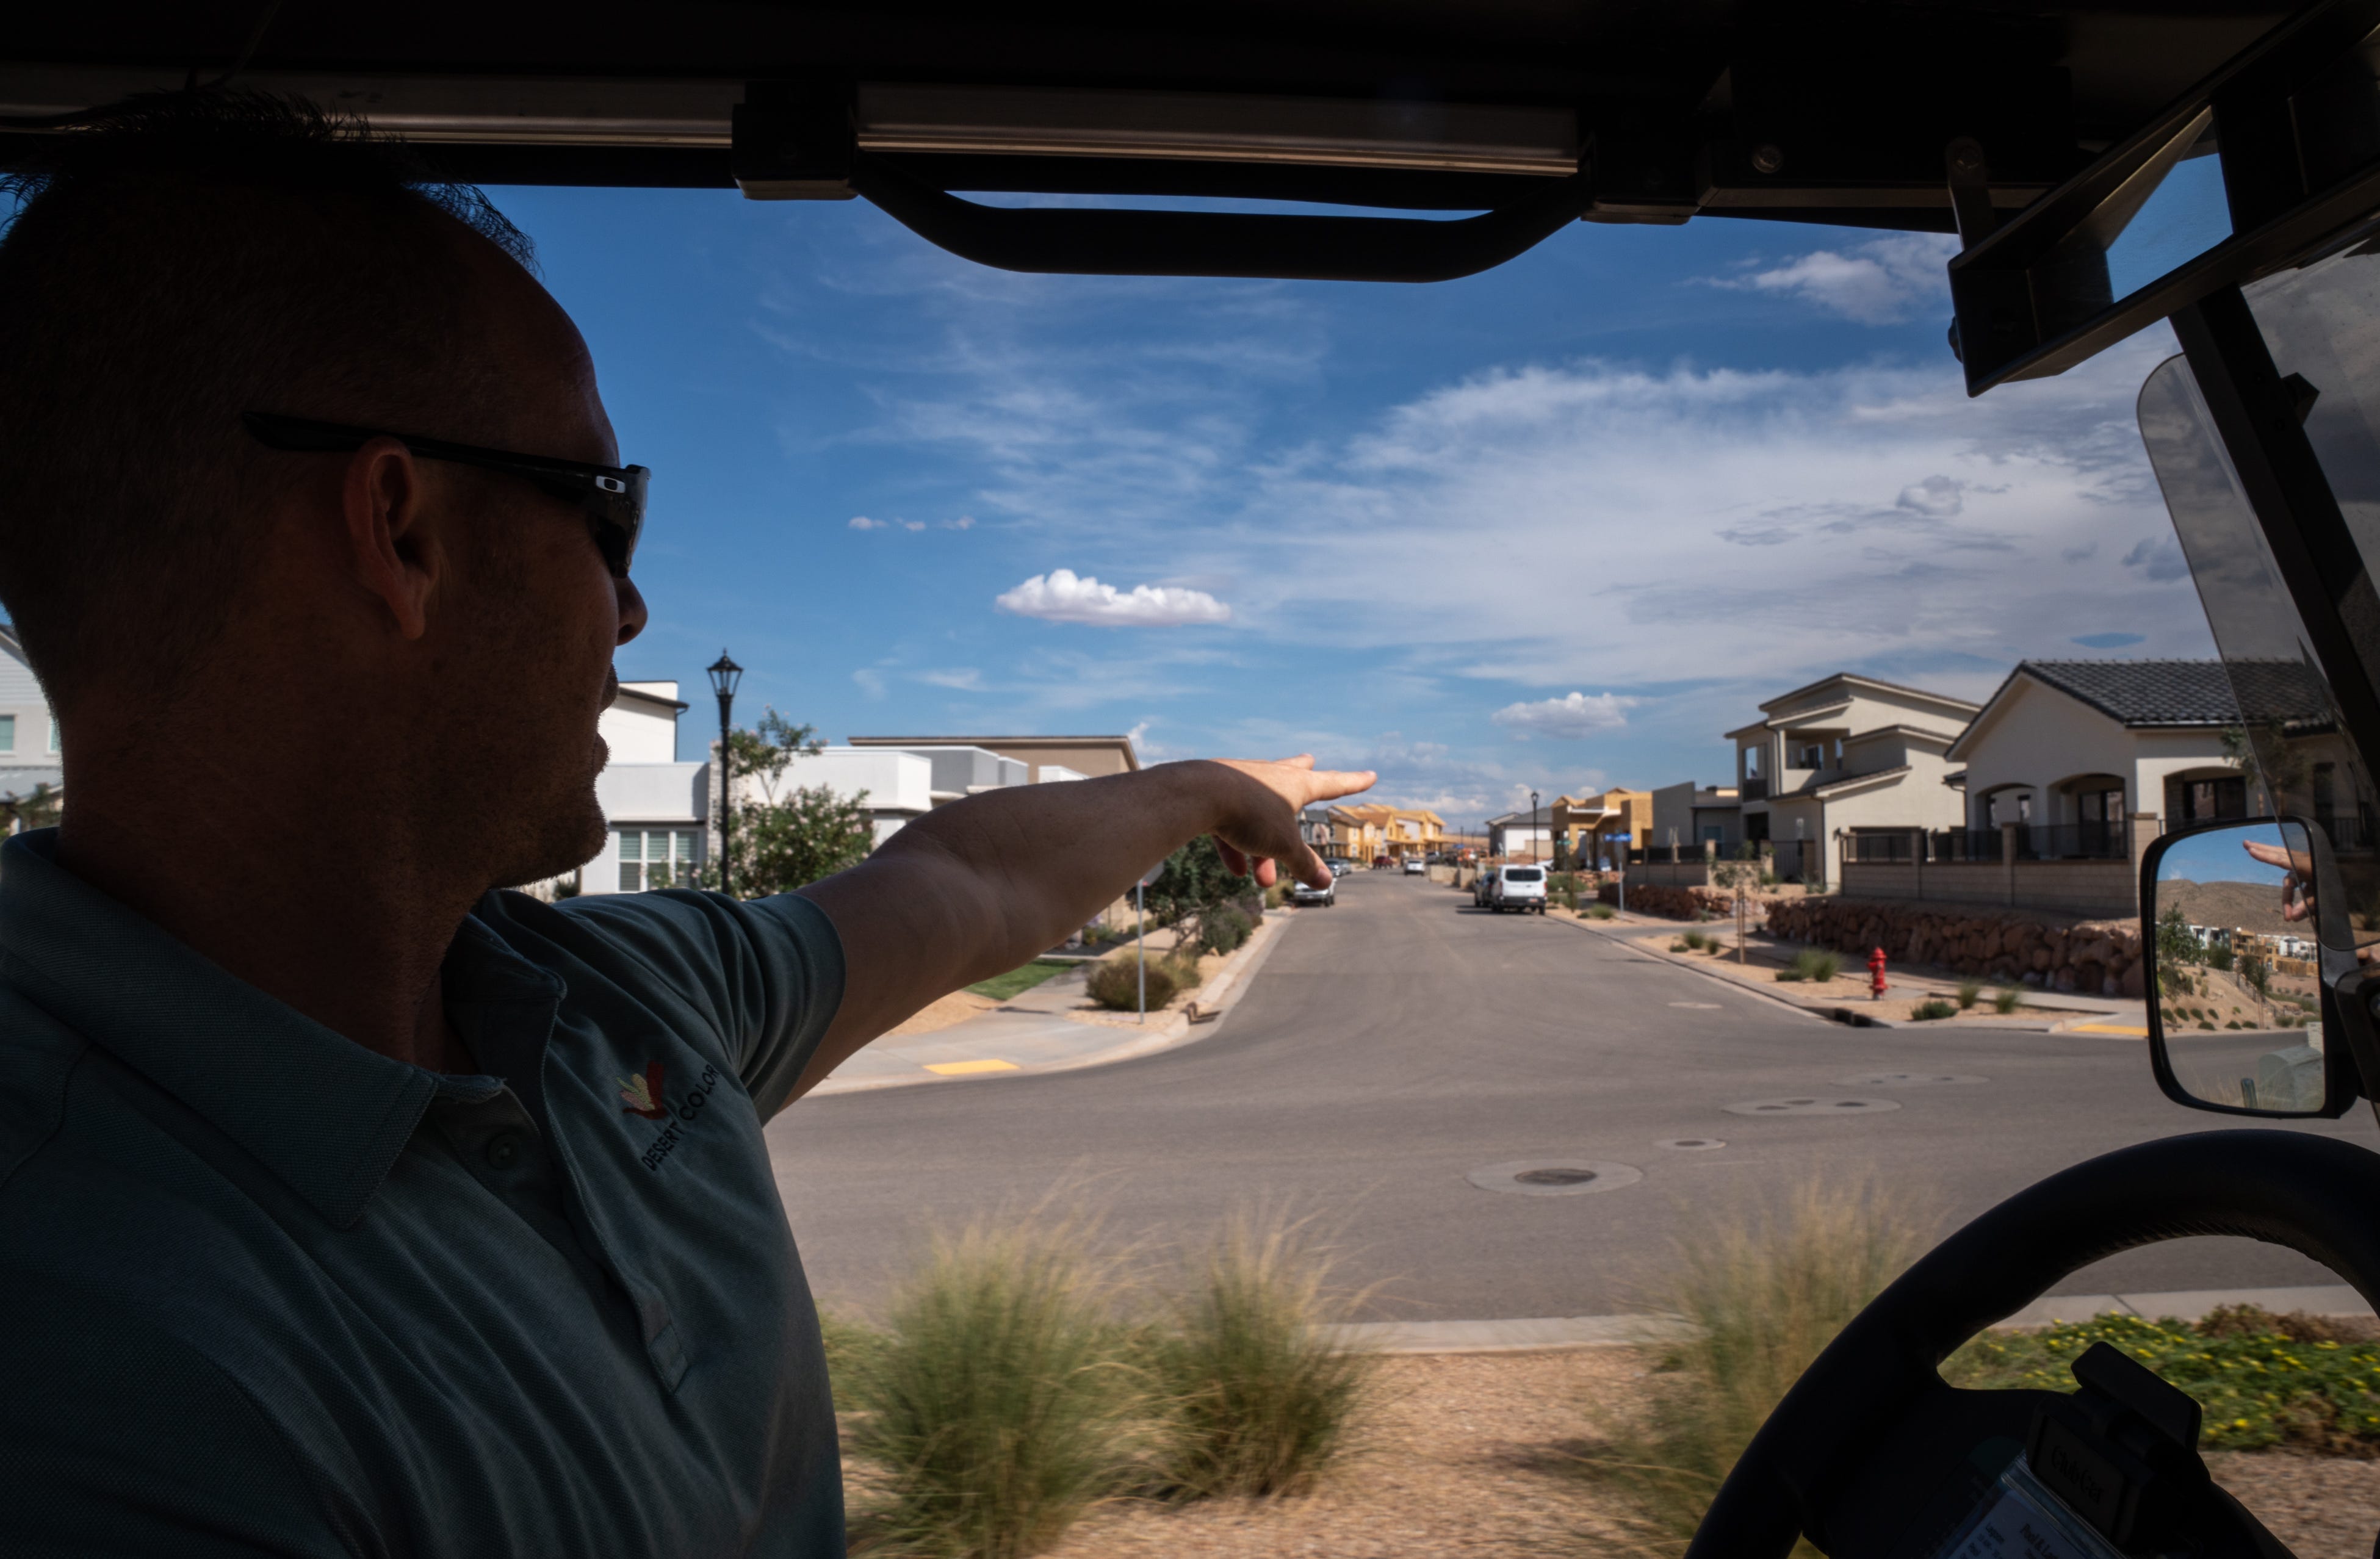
[1301,768,1377,804]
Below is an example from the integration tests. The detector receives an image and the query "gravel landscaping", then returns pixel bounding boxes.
[850,1348,2380,1559]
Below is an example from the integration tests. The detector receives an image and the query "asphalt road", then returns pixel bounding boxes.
[766,869,2373,1321]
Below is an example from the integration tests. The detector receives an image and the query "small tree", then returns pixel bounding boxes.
[0,780,60,834]
[705,708,874,896]
[1144,835,1255,954]
[1710,857,1761,964]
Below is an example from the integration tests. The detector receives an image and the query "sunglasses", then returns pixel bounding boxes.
[242,411,647,577]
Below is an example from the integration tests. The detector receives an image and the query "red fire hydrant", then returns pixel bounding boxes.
[1869,946,1889,1001]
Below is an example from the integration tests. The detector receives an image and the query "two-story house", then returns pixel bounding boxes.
[585,680,712,894]
[1555,788,1653,869]
[0,626,60,826]
[1725,673,1978,887]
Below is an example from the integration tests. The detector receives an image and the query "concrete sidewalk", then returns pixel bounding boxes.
[809,908,1300,1096]
[1330,1282,2373,1354]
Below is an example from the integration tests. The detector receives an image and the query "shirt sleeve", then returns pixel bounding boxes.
[539,888,847,1117]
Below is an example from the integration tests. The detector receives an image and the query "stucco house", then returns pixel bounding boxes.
[1484,808,1555,862]
[1647,781,1741,856]
[583,680,711,894]
[1944,661,2257,849]
[0,625,60,826]
[1554,788,1652,870]
[846,733,1138,783]
[1726,673,1978,887]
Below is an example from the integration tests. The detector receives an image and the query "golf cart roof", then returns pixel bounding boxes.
[5,1,2375,389]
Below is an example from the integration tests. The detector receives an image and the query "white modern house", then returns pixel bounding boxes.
[583,680,710,895]
[0,625,62,825]
[1945,661,2254,840]
[1725,673,1978,887]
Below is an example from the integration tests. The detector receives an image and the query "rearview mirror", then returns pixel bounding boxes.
[2141,818,2344,1116]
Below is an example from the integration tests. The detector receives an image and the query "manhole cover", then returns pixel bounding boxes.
[1839,1072,1988,1087]
[1656,1137,1727,1151]
[1466,1159,1644,1197]
[1723,1097,1903,1117]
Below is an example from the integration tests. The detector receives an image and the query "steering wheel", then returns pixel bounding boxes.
[1684,1129,2380,1558]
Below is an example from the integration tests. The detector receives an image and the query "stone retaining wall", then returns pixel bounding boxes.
[1596,882,1737,919]
[1762,896,2145,997]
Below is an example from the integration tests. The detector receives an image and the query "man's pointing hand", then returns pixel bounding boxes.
[1207,755,1378,888]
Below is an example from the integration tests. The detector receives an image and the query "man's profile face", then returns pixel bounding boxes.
[436,234,647,891]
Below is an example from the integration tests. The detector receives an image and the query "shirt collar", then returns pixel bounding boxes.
[0,829,549,1228]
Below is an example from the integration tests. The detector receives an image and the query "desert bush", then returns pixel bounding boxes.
[1910,999,1957,1021]
[1587,904,1617,920]
[846,1216,1141,1558]
[1199,907,1253,956]
[1264,882,1287,910]
[1955,980,1982,1010]
[1143,1215,1377,1500]
[1576,1178,1930,1555]
[1774,949,1841,984]
[1991,985,2024,1014]
[1088,957,1175,1013]
[1161,950,1204,995]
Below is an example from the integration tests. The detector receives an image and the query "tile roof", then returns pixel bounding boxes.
[2014,659,2329,727]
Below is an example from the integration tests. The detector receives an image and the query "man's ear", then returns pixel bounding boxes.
[341,437,441,641]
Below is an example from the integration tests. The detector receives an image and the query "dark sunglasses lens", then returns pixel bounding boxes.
[587,470,645,576]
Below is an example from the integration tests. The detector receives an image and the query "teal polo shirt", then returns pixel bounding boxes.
[0,829,848,1557]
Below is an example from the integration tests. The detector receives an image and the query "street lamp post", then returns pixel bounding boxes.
[1530,788,1540,865]
[707,651,743,897]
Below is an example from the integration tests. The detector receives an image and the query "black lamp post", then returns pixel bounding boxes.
[707,651,743,896]
[1530,788,1540,863]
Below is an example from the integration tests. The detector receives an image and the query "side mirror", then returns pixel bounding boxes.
[2141,817,2369,1117]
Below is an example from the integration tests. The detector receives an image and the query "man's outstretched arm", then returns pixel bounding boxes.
[788,756,1374,1100]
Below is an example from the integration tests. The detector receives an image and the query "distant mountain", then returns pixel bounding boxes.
[2160,878,2301,937]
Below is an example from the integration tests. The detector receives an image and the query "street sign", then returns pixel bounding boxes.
[1609,833,1632,843]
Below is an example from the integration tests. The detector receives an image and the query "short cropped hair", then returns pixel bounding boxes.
[0,92,536,711]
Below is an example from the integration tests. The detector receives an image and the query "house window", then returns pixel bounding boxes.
[1743,747,1761,777]
[1701,824,1725,843]
[46,717,59,753]
[619,828,700,891]
[2078,787,2124,823]
[0,715,15,752]
[1795,743,1825,769]
[2176,777,2248,823]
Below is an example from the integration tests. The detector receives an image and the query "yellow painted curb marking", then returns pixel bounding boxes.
[924,1058,1021,1076]
[2068,1023,2149,1037]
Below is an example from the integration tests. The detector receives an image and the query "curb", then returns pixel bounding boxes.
[1325,1282,2375,1355]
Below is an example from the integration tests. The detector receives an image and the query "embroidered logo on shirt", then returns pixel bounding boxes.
[638,1062,722,1172]
[618,1062,670,1119]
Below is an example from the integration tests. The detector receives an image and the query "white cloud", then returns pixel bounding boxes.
[995,568,1233,627]
[945,515,976,530]
[1708,234,1960,324]
[1491,691,1639,739]
[1896,475,1964,516]
[848,515,889,530]
[919,667,983,689]
[852,668,887,698]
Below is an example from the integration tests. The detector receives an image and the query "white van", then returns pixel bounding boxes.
[1491,865,1548,913]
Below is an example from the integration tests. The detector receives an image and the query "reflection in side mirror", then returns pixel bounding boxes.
[2144,818,2329,1115]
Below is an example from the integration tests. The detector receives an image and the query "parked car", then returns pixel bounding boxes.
[1402,857,1427,876]
[1491,865,1548,913]
[1292,876,1336,907]
[1324,857,1353,877]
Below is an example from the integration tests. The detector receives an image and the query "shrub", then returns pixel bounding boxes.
[1587,903,1617,920]
[846,1217,1141,1558]
[1910,999,1957,1021]
[1088,957,1175,1013]
[1199,907,1253,956]
[1671,940,1692,954]
[1143,1215,1377,1500]
[1947,1306,2380,1455]
[1576,1178,1930,1550]
[1955,980,1982,1010]
[1160,951,1204,995]
[1992,985,2024,1015]
[1775,949,1841,984]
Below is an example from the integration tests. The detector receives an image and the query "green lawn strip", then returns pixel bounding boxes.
[1944,1309,2380,1454]
[965,959,1074,1003]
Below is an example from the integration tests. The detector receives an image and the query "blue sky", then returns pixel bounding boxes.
[496,182,2218,826]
